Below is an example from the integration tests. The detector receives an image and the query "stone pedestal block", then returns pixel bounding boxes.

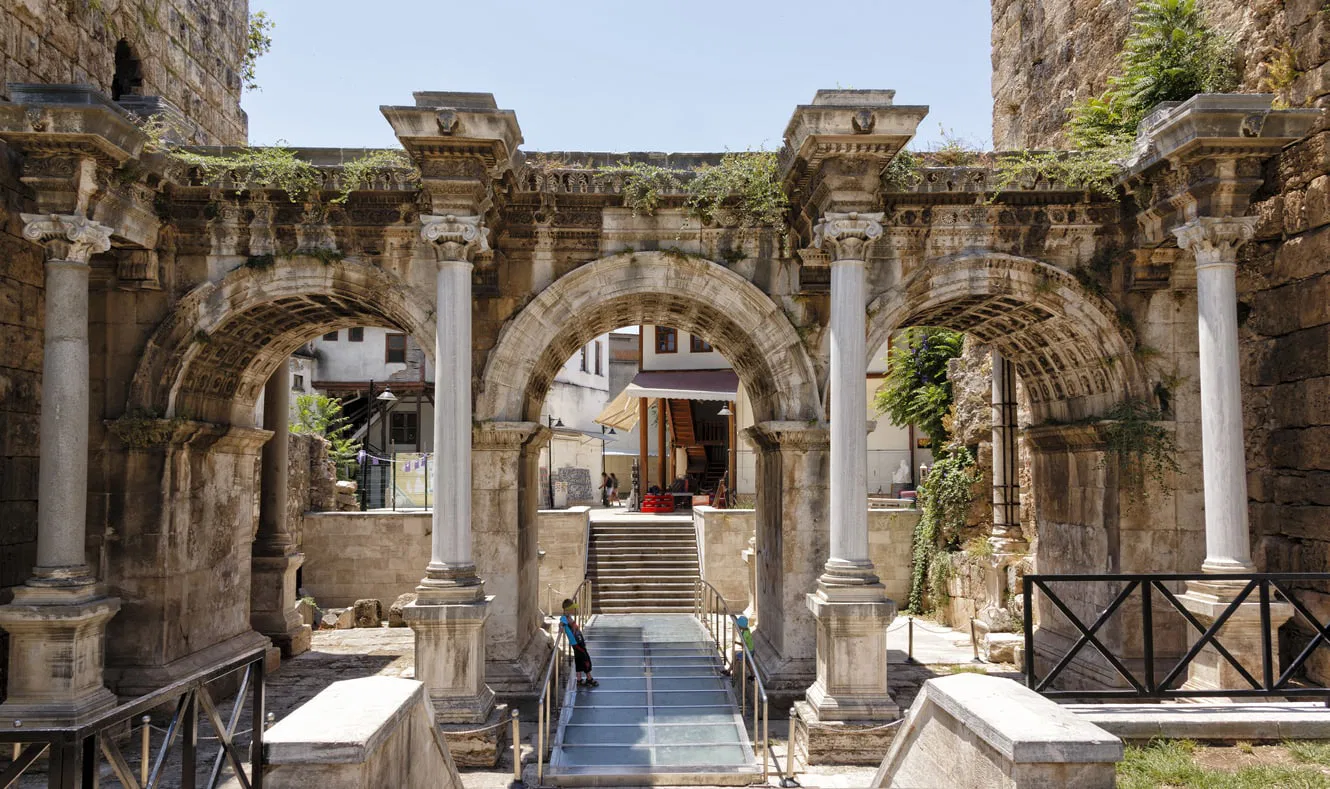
[441,703,509,768]
[0,586,120,726]
[804,589,899,722]
[1179,582,1293,692]
[403,596,496,724]
[251,553,309,657]
[791,700,898,766]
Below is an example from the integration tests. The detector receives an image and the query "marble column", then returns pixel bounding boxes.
[251,363,310,657]
[989,351,1025,553]
[802,211,897,724]
[1173,216,1290,692]
[0,214,119,726]
[403,214,497,724]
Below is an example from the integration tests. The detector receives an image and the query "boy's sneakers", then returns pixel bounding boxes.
[586,678,599,687]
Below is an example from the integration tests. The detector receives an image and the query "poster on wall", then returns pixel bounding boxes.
[394,453,432,508]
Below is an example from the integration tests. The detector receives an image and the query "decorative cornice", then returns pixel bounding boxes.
[1172,216,1258,267]
[21,213,112,264]
[811,211,883,262]
[420,213,489,262]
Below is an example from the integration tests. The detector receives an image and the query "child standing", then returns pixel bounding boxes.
[561,598,598,687]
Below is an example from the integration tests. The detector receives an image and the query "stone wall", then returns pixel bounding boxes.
[536,507,589,614]
[991,0,1328,150]
[300,512,430,609]
[0,0,248,145]
[0,142,43,701]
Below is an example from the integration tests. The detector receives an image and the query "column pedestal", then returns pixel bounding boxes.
[1179,582,1292,694]
[251,553,311,658]
[0,585,119,726]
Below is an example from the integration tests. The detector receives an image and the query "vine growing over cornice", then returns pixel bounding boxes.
[599,161,681,216]
[684,151,787,228]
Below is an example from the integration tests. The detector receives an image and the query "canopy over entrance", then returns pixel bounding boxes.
[596,369,739,430]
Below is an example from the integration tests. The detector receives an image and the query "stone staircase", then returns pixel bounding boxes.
[587,521,699,614]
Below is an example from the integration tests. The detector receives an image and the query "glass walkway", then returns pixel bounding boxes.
[546,614,763,786]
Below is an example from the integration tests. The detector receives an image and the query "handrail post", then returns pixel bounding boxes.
[1022,577,1034,688]
[510,708,521,783]
[141,714,151,785]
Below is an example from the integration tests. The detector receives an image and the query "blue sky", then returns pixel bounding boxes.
[244,1,994,153]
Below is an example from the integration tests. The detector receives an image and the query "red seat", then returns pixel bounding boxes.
[641,494,675,513]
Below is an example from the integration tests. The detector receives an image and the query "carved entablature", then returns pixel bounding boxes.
[1124,95,1319,247]
[421,214,489,263]
[21,213,113,264]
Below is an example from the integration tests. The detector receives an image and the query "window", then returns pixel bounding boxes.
[690,335,713,353]
[390,411,418,445]
[594,341,603,375]
[580,345,589,373]
[385,333,407,364]
[323,331,338,341]
[111,40,143,101]
[292,374,304,390]
[348,327,365,342]
[655,326,677,354]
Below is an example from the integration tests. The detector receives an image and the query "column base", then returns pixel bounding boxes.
[251,552,310,658]
[107,629,273,698]
[441,703,509,768]
[790,700,898,767]
[804,585,899,722]
[404,595,496,724]
[1179,581,1293,694]
[0,584,120,728]
[485,628,552,699]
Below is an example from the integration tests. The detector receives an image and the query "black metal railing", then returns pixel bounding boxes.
[1024,572,1330,700]
[0,646,266,789]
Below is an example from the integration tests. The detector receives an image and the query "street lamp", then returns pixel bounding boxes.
[600,425,616,504]
[547,415,563,508]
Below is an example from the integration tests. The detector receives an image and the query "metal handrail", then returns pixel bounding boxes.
[0,645,266,789]
[535,577,591,784]
[693,578,797,786]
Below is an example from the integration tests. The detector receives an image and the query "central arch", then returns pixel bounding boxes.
[475,251,826,694]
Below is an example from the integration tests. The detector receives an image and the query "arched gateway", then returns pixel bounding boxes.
[0,86,1307,751]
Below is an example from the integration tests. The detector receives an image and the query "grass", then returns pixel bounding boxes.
[1118,739,1330,789]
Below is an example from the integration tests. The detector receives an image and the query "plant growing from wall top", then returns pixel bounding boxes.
[1099,398,1181,504]
[995,0,1236,196]
[171,146,418,203]
[291,393,361,480]
[599,161,682,216]
[685,151,788,228]
[873,327,965,451]
[243,12,275,91]
[908,447,979,614]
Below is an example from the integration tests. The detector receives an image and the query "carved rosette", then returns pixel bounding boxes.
[420,213,489,263]
[21,213,112,264]
[812,211,884,263]
[1172,216,1258,267]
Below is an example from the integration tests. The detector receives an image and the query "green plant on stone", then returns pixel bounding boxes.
[684,150,788,229]
[908,448,979,614]
[874,327,965,451]
[243,12,274,91]
[1260,45,1300,109]
[332,149,419,204]
[599,161,681,216]
[291,393,361,480]
[174,146,321,203]
[1100,399,1181,503]
[883,149,922,191]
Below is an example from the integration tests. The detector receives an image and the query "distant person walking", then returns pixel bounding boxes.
[561,599,598,686]
[599,472,610,507]
[608,473,621,506]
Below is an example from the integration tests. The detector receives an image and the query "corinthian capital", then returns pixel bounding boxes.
[421,214,489,263]
[812,211,884,262]
[1172,216,1258,267]
[21,213,113,264]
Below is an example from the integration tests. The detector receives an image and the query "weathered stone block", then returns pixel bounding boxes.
[388,592,416,627]
[353,598,383,628]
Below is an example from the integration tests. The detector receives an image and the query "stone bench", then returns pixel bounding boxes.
[264,676,462,789]
[872,673,1123,788]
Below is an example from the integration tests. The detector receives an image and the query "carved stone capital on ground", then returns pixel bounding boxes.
[1172,216,1258,267]
[421,213,489,263]
[21,213,112,264]
[812,211,883,263]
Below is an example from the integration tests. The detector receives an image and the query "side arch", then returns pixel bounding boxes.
[128,258,435,425]
[476,251,821,424]
[866,252,1147,422]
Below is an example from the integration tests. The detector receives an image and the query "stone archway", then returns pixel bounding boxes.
[111,258,433,692]
[865,252,1172,687]
[475,251,826,694]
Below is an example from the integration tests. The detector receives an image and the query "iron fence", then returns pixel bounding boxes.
[1023,572,1330,701]
[0,646,266,789]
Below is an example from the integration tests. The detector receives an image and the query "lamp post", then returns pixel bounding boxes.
[377,386,397,507]
[600,425,616,506]
[546,414,563,508]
